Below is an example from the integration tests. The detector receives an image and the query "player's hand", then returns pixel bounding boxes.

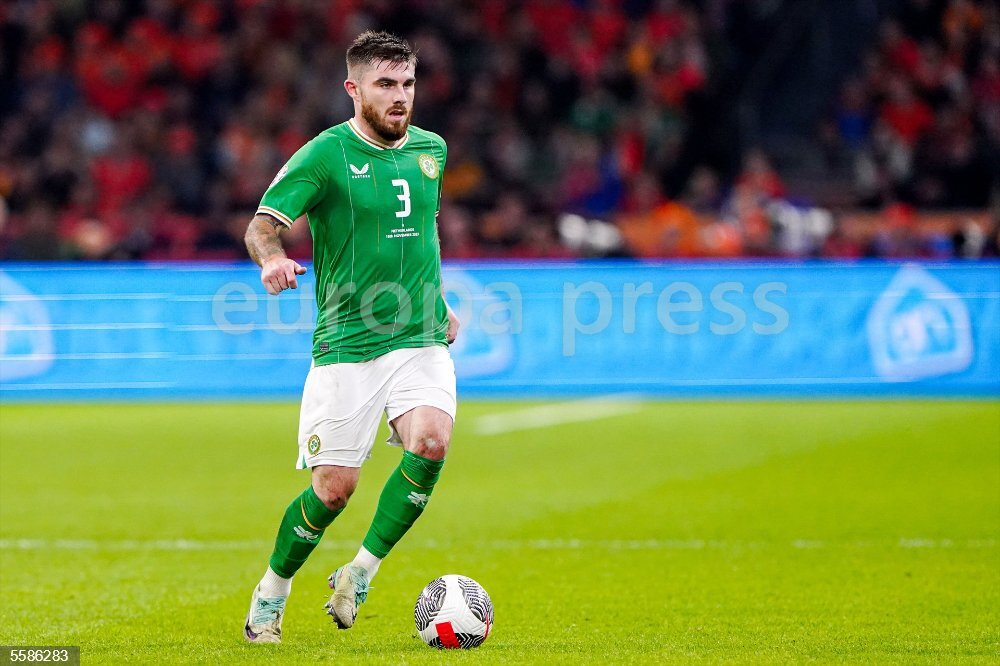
[261,256,307,295]
[445,303,460,344]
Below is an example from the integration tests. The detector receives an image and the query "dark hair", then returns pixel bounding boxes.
[346,31,417,74]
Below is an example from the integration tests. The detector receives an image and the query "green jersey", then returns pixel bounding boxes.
[257,119,449,365]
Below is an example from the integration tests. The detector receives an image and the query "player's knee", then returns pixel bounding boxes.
[312,484,352,511]
[311,474,357,511]
[410,431,450,460]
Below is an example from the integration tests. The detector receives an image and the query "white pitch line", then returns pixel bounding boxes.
[473,398,644,436]
[2,538,993,552]
[0,538,272,551]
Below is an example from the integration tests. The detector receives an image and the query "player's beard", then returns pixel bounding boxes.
[361,97,411,143]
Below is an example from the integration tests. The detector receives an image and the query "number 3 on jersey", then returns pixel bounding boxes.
[392,179,410,218]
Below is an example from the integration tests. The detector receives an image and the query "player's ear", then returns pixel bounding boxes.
[344,78,360,101]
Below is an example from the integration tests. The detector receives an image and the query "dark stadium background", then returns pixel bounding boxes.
[1,0,996,261]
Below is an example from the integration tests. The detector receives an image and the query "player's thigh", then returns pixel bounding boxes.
[391,405,454,457]
[384,346,456,456]
[297,361,392,469]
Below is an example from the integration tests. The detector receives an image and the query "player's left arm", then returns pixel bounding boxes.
[443,289,460,344]
[435,137,459,344]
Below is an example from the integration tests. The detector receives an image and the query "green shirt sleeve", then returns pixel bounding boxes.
[257,138,329,227]
[435,136,448,217]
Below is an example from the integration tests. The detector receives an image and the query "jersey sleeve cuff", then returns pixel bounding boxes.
[256,206,295,228]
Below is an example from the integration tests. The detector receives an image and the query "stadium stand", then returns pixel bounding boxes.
[0,0,996,261]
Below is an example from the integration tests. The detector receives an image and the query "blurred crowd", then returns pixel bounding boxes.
[0,0,996,262]
[817,0,999,258]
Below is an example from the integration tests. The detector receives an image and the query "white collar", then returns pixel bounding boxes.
[347,118,409,150]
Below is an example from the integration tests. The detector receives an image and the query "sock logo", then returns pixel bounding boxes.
[407,491,430,508]
[294,525,319,541]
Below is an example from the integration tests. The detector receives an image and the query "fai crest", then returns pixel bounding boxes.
[417,153,439,179]
[307,434,321,455]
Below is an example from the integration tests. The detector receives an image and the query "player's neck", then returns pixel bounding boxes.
[350,117,406,149]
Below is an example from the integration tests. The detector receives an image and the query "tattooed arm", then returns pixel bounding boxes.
[245,214,286,266]
[245,213,306,295]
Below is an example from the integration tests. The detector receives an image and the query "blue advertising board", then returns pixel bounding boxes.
[1,262,997,400]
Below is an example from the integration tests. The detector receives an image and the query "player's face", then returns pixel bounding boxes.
[354,60,415,142]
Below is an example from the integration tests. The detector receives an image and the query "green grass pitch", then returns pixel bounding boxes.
[1,400,998,664]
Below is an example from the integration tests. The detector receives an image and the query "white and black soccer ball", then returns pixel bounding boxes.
[414,574,493,649]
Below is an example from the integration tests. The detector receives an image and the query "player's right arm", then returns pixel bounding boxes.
[245,214,306,295]
[246,136,329,295]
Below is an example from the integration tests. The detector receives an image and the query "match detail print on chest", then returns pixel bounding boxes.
[345,150,438,242]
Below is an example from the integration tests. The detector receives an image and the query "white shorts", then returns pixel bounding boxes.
[296,345,456,469]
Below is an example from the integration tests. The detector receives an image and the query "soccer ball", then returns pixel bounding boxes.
[414,574,493,649]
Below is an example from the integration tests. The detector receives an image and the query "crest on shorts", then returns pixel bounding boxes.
[307,434,321,455]
[417,153,439,179]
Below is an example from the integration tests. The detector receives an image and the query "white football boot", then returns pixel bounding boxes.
[243,585,286,643]
[324,564,370,629]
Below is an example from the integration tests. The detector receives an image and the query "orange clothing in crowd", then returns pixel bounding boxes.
[943,1,984,38]
[618,201,702,258]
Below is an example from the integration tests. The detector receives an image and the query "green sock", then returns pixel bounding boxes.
[268,486,342,579]
[362,451,445,559]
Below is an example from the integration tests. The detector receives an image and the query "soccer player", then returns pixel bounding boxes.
[241,31,459,643]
